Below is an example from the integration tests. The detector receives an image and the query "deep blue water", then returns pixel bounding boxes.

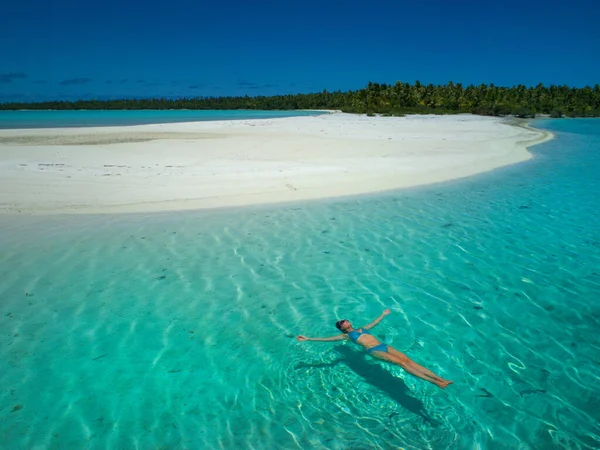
[0,119,599,449]
[0,109,323,129]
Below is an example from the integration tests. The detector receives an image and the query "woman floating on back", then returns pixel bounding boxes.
[297,309,453,389]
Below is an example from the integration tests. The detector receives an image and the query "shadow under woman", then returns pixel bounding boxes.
[295,345,436,425]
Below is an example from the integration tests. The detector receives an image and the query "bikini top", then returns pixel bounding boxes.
[347,328,371,343]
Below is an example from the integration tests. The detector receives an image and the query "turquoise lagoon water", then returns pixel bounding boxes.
[0,119,599,449]
[0,109,323,129]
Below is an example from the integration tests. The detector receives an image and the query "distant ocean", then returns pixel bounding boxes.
[0,109,323,129]
[0,119,599,449]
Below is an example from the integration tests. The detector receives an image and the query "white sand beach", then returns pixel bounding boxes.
[0,113,551,215]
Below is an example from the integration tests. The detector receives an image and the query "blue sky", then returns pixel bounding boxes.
[1,0,599,102]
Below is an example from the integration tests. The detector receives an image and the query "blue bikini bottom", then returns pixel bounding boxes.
[366,343,388,354]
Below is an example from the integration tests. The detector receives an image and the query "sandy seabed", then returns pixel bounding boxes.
[0,113,551,215]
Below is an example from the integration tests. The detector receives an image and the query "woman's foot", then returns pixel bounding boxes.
[435,379,453,389]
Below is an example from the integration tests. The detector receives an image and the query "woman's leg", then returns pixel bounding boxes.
[388,347,452,387]
[371,348,453,389]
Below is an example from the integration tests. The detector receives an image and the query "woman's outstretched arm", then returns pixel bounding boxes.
[297,335,346,342]
[363,309,391,330]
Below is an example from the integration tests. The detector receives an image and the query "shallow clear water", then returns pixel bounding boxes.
[0,109,322,129]
[1,119,599,449]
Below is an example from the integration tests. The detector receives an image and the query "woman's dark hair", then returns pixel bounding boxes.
[335,319,347,331]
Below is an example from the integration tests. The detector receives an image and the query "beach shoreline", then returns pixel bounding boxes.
[0,113,552,215]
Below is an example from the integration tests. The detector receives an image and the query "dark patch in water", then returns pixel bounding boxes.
[11,404,22,413]
[474,306,483,310]
[442,223,453,228]
[478,388,493,398]
[92,353,108,361]
[519,389,547,397]
[156,275,166,280]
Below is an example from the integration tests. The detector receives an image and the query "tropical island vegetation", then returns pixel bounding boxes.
[1,81,599,118]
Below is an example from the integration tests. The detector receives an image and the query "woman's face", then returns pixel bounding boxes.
[338,320,352,332]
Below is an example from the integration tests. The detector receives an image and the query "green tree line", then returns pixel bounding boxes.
[2,81,599,118]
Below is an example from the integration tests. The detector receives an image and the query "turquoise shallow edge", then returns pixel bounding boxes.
[0,109,324,129]
[0,119,599,449]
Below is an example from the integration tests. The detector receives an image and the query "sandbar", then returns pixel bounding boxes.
[0,113,551,215]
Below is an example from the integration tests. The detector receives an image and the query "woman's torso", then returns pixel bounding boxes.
[347,328,381,349]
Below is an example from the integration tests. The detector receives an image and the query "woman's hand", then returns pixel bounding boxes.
[382,309,391,316]
[297,335,309,341]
